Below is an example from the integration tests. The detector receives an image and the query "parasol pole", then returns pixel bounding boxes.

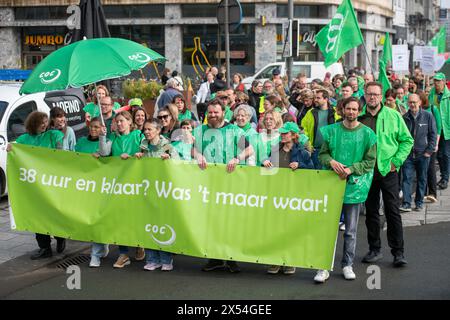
[93,83,105,127]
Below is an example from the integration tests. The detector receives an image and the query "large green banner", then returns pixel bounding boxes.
[7,144,346,270]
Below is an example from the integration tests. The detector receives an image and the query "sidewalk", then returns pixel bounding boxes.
[401,187,450,227]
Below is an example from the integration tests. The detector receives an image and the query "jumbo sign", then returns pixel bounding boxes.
[25,35,65,46]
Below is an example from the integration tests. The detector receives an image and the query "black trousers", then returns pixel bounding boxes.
[36,233,64,249]
[426,152,438,197]
[365,170,404,256]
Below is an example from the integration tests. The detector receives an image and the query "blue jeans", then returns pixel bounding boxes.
[119,246,129,255]
[437,137,450,182]
[312,148,322,169]
[341,203,361,268]
[145,249,172,264]
[402,155,430,207]
[91,243,108,258]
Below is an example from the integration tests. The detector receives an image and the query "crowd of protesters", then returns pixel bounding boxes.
[8,63,450,284]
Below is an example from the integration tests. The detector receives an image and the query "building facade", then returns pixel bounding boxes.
[1,0,395,78]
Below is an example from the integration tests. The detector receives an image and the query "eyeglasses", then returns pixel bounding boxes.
[100,103,112,106]
[365,93,381,97]
[158,114,170,120]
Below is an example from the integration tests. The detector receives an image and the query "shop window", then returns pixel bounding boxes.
[276,25,319,62]
[182,24,255,78]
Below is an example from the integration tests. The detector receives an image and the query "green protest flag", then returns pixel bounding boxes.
[428,27,447,54]
[378,33,392,99]
[316,0,364,67]
[378,61,391,100]
[7,144,346,270]
[381,32,392,65]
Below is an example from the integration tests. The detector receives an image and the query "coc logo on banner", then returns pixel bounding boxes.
[145,224,176,246]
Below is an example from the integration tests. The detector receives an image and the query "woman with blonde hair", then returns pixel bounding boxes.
[83,84,121,124]
[158,104,180,140]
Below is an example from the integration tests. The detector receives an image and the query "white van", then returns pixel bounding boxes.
[0,82,87,197]
[242,61,344,91]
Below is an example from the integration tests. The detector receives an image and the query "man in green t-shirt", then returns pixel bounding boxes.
[313,97,377,283]
[193,98,254,274]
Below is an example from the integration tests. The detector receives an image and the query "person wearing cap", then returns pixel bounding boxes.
[263,121,313,276]
[313,97,377,283]
[271,68,282,82]
[428,72,450,190]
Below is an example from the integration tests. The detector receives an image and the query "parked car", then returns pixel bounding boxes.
[0,82,87,197]
[241,62,344,91]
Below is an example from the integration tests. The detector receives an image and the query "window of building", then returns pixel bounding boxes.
[14,6,67,20]
[181,3,255,18]
[109,25,164,56]
[182,24,255,78]
[103,5,164,19]
[276,5,327,18]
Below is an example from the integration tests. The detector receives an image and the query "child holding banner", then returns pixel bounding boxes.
[7,111,66,260]
[135,118,178,271]
[315,97,376,283]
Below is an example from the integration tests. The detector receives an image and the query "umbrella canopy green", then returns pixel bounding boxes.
[20,37,166,94]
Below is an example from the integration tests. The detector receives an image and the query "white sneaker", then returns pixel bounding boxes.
[342,266,356,280]
[161,261,173,271]
[339,223,346,231]
[314,270,330,283]
[143,262,162,271]
[89,256,101,268]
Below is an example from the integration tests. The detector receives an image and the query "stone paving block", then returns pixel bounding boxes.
[0,217,9,224]
[0,237,29,248]
[0,233,19,241]
[402,220,422,227]
[426,215,450,224]
[10,244,35,254]
[426,210,450,215]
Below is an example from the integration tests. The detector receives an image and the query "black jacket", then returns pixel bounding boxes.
[403,109,437,156]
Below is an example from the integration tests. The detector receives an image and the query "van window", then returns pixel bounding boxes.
[292,65,311,78]
[7,101,37,142]
[256,66,280,80]
[0,101,8,123]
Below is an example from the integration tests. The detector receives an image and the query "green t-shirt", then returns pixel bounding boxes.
[320,122,377,204]
[178,109,193,122]
[314,109,329,148]
[16,130,64,149]
[256,131,280,165]
[193,122,246,164]
[83,101,121,118]
[110,130,142,156]
[172,140,193,161]
[75,136,102,154]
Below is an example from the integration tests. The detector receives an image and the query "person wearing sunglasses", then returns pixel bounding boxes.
[157,104,180,140]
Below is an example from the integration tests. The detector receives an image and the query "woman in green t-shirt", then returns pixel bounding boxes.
[7,111,65,260]
[107,111,145,268]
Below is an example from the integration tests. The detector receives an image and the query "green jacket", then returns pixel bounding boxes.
[360,106,414,176]
[301,107,339,147]
[428,86,450,140]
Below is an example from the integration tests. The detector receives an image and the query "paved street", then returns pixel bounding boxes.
[1,221,449,300]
